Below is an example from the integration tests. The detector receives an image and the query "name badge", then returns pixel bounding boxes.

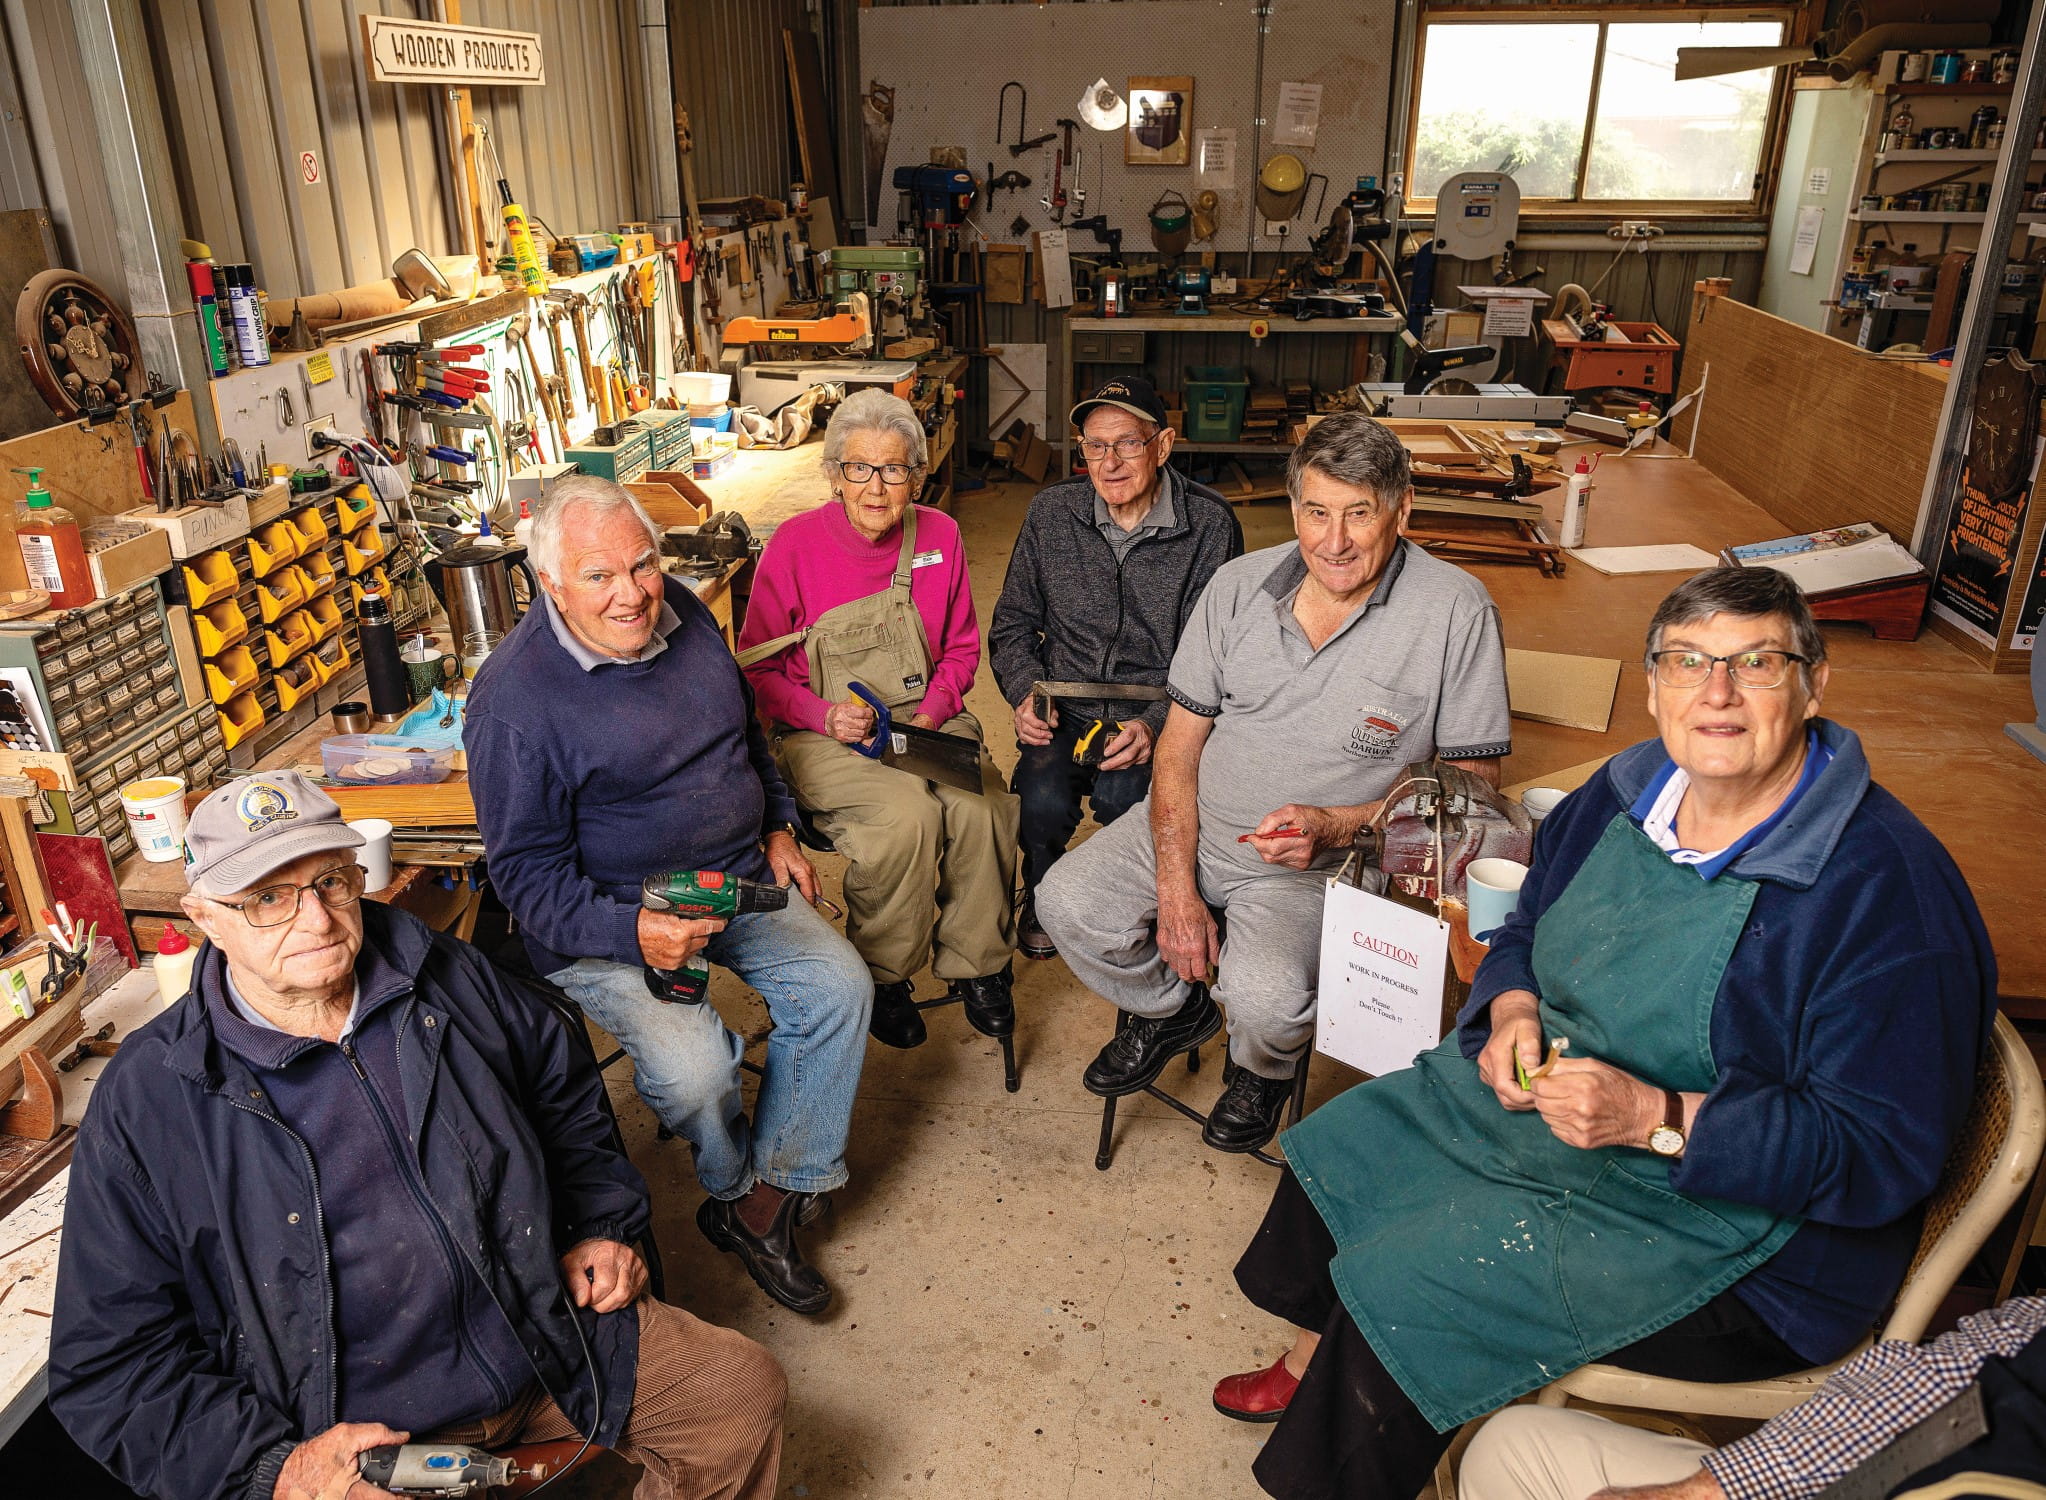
[912,549,945,569]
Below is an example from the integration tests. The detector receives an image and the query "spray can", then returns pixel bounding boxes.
[227,266,271,367]
[1560,457,1592,549]
[501,201,548,295]
[186,259,231,378]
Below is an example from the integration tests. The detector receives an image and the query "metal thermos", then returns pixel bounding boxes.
[424,541,536,677]
[357,587,411,719]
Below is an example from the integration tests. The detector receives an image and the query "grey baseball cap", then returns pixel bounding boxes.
[183,771,364,894]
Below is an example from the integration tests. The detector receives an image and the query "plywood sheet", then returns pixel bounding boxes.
[1505,648,1622,734]
[1672,299,1941,545]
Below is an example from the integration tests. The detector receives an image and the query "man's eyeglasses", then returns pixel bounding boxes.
[1078,433,1160,462]
[835,460,919,485]
[1649,650,1809,690]
[211,863,367,927]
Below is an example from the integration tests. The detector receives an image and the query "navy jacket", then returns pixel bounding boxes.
[1462,720,1997,1363]
[465,575,800,977]
[49,904,651,1500]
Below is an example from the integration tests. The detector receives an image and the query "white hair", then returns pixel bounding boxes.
[820,388,927,484]
[528,475,661,582]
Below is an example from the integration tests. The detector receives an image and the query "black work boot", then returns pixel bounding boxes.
[949,962,1016,1037]
[1017,894,1058,961]
[1082,986,1222,1097]
[869,980,927,1049]
[1202,1062,1294,1153]
[696,1189,832,1315]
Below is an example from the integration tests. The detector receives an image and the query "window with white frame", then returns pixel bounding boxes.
[1409,12,1791,212]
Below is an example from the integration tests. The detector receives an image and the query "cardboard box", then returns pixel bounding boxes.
[85,526,172,596]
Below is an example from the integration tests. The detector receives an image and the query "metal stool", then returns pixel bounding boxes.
[1092,1011,1312,1170]
[797,807,1020,1092]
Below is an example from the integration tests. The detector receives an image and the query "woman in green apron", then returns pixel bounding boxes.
[1208,569,1997,1500]
[738,391,1021,1051]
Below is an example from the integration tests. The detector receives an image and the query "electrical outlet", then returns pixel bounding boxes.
[1609,220,1663,241]
[303,414,336,453]
[1388,172,1404,198]
[1263,218,1292,240]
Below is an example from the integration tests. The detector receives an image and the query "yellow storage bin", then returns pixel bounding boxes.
[334,490,376,534]
[218,690,264,750]
[256,566,310,624]
[342,527,386,575]
[248,520,308,579]
[205,643,259,706]
[301,549,338,597]
[194,597,248,656]
[291,504,330,549]
[303,592,343,642]
[311,635,352,686]
[181,549,239,610]
[348,567,391,610]
[264,609,317,668]
[274,655,320,713]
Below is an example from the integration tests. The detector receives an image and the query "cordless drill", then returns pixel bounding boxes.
[358,1444,539,1495]
[640,869,790,1003]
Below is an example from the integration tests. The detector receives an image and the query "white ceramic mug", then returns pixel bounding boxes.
[348,817,395,892]
[1465,857,1529,943]
[1521,787,1567,821]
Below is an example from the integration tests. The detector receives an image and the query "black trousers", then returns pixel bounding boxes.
[1013,719,1151,894]
[1236,1166,1808,1500]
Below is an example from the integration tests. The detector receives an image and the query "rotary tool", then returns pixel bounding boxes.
[640,869,790,1002]
[358,1443,541,1495]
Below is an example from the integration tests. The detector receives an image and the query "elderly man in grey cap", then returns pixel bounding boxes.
[49,772,787,1500]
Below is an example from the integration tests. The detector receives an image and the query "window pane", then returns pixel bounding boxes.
[1585,22,1784,201]
[1413,24,1599,200]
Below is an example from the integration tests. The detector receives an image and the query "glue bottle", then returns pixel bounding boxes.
[514,498,535,551]
[12,466,93,609]
[501,198,548,296]
[153,927,197,1006]
[1560,456,1592,549]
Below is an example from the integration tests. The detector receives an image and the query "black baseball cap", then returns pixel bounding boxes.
[1071,375,1167,430]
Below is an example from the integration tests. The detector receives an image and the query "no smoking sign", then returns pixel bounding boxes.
[300,151,319,185]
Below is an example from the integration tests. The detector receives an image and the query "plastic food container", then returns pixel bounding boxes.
[321,734,457,785]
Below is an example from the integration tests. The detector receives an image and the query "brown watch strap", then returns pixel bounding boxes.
[1662,1088,1684,1135]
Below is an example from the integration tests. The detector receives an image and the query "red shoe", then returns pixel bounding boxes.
[1212,1355,1300,1423]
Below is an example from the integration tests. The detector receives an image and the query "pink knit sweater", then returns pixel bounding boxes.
[739,500,981,734]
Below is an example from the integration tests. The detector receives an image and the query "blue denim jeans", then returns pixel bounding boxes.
[549,897,873,1201]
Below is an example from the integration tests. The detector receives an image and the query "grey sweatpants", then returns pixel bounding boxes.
[1035,798,1341,1078]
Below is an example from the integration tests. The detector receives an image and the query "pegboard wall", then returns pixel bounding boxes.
[857,0,1397,259]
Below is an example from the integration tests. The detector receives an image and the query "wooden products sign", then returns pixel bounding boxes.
[362,17,544,87]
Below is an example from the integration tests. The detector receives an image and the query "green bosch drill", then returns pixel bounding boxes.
[640,869,790,1003]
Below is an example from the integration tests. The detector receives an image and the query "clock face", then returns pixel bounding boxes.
[1650,1125,1685,1157]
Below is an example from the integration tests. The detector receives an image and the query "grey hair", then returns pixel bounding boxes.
[1286,411,1412,509]
[527,474,661,582]
[1646,568,1827,686]
[820,388,927,481]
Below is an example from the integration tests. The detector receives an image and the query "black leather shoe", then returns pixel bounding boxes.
[869,980,927,1049]
[1202,1063,1294,1153]
[1018,896,1057,961]
[1082,986,1221,1097]
[696,1191,832,1315]
[794,1190,830,1229]
[950,963,1016,1038]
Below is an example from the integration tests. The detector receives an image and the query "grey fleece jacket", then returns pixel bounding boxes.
[990,467,1243,733]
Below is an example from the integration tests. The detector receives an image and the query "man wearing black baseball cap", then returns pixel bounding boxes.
[990,375,1242,958]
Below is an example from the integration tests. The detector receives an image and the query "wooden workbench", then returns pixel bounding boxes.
[1437,433,2046,1003]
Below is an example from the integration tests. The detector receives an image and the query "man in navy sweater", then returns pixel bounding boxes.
[466,479,873,1316]
[50,772,787,1500]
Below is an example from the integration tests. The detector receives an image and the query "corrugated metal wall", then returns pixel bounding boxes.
[669,0,811,204]
[133,0,648,301]
[1,0,127,295]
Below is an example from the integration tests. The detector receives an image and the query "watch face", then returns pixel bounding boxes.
[1649,1125,1685,1157]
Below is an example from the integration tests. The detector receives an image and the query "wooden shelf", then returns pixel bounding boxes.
[1172,439,1296,454]
[1888,82,2011,97]
[1873,150,2039,166]
[1847,211,2046,223]
[1064,312,1402,335]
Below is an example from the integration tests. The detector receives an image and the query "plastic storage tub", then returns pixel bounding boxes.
[1184,365,1250,442]
[321,735,457,786]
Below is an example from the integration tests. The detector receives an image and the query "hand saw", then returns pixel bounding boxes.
[847,682,985,795]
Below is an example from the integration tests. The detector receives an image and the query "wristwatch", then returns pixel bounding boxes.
[1647,1088,1687,1157]
[766,821,800,843]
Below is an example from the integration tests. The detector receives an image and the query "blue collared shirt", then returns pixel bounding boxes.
[1628,727,1834,881]
[540,589,682,671]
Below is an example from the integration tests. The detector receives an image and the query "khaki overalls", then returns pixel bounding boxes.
[740,510,1019,985]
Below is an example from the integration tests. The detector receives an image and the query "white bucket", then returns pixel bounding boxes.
[673,370,732,405]
[121,776,189,863]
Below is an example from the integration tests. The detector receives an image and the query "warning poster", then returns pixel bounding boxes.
[1932,457,2036,646]
[2013,529,2046,651]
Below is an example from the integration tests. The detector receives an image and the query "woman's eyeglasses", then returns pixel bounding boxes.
[835,461,919,485]
[1648,650,1809,690]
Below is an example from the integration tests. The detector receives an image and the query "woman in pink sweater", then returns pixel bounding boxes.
[739,390,1020,1055]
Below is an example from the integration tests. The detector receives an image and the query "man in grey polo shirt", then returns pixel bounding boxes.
[1035,412,1511,1152]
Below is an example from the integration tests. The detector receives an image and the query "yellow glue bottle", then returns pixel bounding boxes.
[502,200,547,296]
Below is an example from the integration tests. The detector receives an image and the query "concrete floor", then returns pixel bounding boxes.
[568,482,1326,1499]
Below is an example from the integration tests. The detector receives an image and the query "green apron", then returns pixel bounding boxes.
[1283,812,1802,1431]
